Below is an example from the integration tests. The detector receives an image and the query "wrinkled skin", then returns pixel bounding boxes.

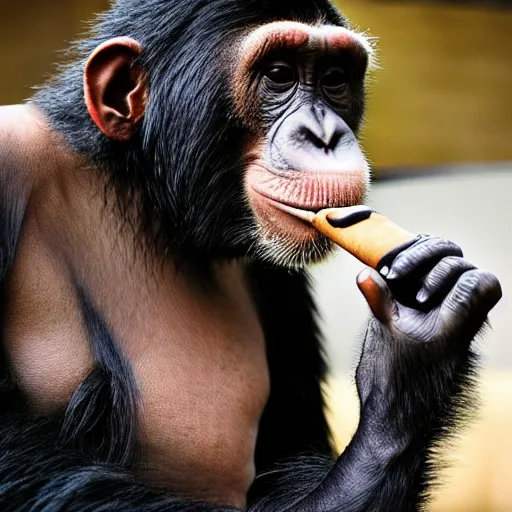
[357,236,501,403]
[367,236,500,341]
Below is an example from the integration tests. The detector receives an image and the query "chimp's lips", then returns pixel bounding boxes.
[247,165,369,215]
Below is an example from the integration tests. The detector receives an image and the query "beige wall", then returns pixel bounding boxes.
[335,0,512,168]
[0,1,108,104]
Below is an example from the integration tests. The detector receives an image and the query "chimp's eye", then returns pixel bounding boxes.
[322,67,348,91]
[264,62,296,86]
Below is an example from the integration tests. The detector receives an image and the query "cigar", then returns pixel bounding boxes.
[312,206,417,269]
[276,203,417,269]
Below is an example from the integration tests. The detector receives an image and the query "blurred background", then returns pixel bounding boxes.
[1,1,511,510]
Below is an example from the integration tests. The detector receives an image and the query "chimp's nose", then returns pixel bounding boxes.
[270,104,365,174]
[299,103,348,152]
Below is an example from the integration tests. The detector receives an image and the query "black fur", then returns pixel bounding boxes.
[247,265,334,503]
[0,0,495,510]
[5,1,346,508]
[59,287,139,467]
[32,0,346,264]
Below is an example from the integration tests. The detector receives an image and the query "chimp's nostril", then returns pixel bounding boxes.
[298,125,344,153]
[326,131,342,152]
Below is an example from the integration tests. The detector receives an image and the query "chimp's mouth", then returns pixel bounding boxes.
[247,165,368,216]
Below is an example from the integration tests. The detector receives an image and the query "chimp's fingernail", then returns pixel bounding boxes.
[386,269,398,280]
[380,266,390,277]
[416,289,429,303]
[357,268,372,283]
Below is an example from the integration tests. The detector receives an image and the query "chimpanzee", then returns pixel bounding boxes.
[0,0,502,510]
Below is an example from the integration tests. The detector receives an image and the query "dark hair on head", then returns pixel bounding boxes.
[32,0,345,265]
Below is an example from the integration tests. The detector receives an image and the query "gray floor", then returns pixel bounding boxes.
[311,164,512,377]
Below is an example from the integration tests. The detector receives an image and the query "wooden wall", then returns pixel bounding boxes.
[335,0,512,168]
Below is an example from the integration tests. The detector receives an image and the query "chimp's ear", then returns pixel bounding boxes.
[84,37,146,141]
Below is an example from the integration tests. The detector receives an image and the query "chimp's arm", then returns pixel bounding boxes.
[249,237,501,512]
